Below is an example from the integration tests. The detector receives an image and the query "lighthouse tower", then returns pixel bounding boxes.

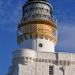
[7,0,58,75]
[17,0,57,52]
[7,0,75,75]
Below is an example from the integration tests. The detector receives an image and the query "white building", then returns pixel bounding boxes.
[7,0,75,75]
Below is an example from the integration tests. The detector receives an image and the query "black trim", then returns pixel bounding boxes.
[23,1,52,11]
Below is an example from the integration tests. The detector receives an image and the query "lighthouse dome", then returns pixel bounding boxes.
[28,0,48,2]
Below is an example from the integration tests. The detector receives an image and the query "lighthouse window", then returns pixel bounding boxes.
[49,66,54,75]
[39,43,43,47]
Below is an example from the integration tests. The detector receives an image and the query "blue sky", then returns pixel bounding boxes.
[0,0,75,75]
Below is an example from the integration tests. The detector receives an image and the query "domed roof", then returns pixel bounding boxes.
[28,0,48,2]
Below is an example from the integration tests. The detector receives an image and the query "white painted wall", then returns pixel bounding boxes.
[21,38,55,52]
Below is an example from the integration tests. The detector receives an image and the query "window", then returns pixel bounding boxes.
[49,66,54,75]
[39,43,43,47]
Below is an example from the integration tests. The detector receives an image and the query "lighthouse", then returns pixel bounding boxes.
[7,0,75,75]
[17,0,57,52]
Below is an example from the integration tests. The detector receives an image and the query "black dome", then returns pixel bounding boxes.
[28,0,48,2]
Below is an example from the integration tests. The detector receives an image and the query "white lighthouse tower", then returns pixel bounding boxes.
[8,0,57,75]
[17,0,57,52]
[7,0,75,75]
